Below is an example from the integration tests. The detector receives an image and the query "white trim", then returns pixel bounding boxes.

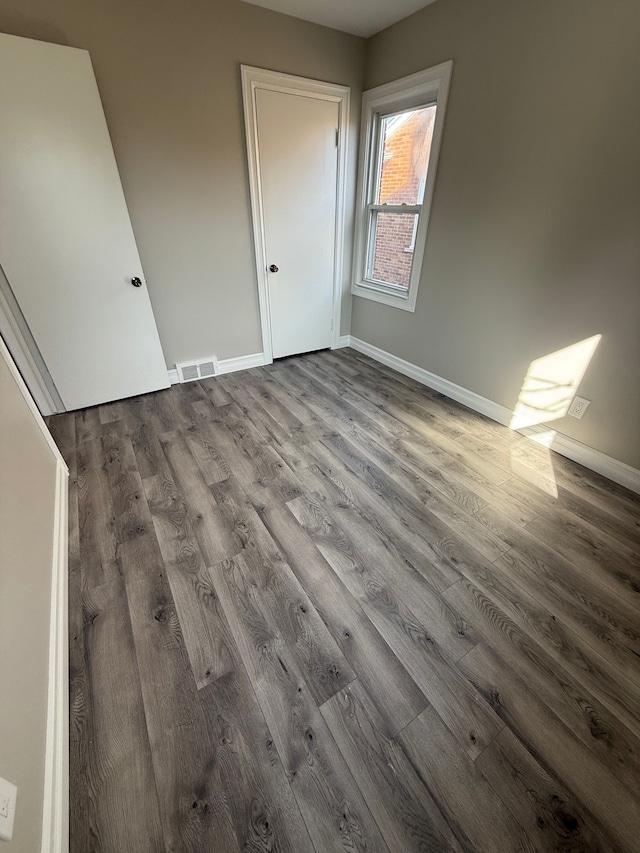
[168,368,180,385]
[335,335,352,349]
[40,459,69,853]
[350,336,507,420]
[216,352,265,375]
[241,65,350,362]
[349,337,640,495]
[351,62,453,313]
[0,283,61,416]
[0,335,66,467]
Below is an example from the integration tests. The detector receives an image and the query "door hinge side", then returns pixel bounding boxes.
[336,128,339,147]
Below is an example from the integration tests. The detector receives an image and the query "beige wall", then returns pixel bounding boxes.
[0,347,59,852]
[353,0,640,469]
[0,0,364,365]
[1,0,637,470]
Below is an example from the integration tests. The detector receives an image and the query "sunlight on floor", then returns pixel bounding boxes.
[510,429,560,497]
[508,336,601,497]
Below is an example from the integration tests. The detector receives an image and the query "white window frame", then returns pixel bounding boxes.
[351,61,453,312]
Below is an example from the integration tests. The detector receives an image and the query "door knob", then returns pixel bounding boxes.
[131,276,142,287]
[269,264,279,273]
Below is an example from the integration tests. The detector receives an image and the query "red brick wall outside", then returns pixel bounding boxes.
[371,212,416,287]
[371,107,436,288]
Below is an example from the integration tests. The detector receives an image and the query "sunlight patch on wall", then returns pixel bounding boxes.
[508,335,601,497]
[510,335,601,431]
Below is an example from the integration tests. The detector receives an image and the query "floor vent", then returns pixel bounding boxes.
[175,357,218,383]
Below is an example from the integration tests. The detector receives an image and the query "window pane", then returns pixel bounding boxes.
[376,104,437,206]
[369,211,418,289]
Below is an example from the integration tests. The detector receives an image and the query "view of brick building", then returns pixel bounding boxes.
[371,104,436,288]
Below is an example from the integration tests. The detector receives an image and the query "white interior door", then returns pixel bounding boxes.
[0,33,169,411]
[256,89,338,359]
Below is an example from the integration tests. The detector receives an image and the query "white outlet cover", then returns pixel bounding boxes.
[568,395,590,419]
[0,776,17,842]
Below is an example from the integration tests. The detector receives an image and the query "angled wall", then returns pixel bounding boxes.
[0,341,65,852]
[352,0,640,469]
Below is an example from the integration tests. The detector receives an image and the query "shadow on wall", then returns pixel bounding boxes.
[0,10,69,47]
[507,334,601,497]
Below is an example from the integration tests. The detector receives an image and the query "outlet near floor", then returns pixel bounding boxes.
[0,776,17,842]
[568,395,590,419]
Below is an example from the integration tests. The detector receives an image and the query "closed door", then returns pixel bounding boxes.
[255,89,338,359]
[0,33,169,411]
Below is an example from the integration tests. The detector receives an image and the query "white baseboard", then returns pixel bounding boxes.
[216,352,265,375]
[348,336,640,495]
[335,335,351,349]
[169,352,265,384]
[41,460,69,853]
[350,336,509,422]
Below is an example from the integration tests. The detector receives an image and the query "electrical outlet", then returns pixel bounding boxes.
[568,396,590,419]
[0,777,17,842]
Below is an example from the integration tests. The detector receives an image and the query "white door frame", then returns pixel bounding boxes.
[241,65,350,364]
[0,272,63,416]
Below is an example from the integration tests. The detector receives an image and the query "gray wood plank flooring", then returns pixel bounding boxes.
[46,347,640,852]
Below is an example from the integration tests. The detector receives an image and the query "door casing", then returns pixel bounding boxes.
[0,266,63,415]
[241,65,350,364]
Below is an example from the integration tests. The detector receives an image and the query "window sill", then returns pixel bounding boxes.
[351,281,417,312]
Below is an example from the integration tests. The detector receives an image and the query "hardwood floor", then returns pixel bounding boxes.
[47,347,640,852]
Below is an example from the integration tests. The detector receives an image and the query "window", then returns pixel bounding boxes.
[352,62,453,312]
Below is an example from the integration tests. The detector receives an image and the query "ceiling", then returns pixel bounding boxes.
[239,0,438,38]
